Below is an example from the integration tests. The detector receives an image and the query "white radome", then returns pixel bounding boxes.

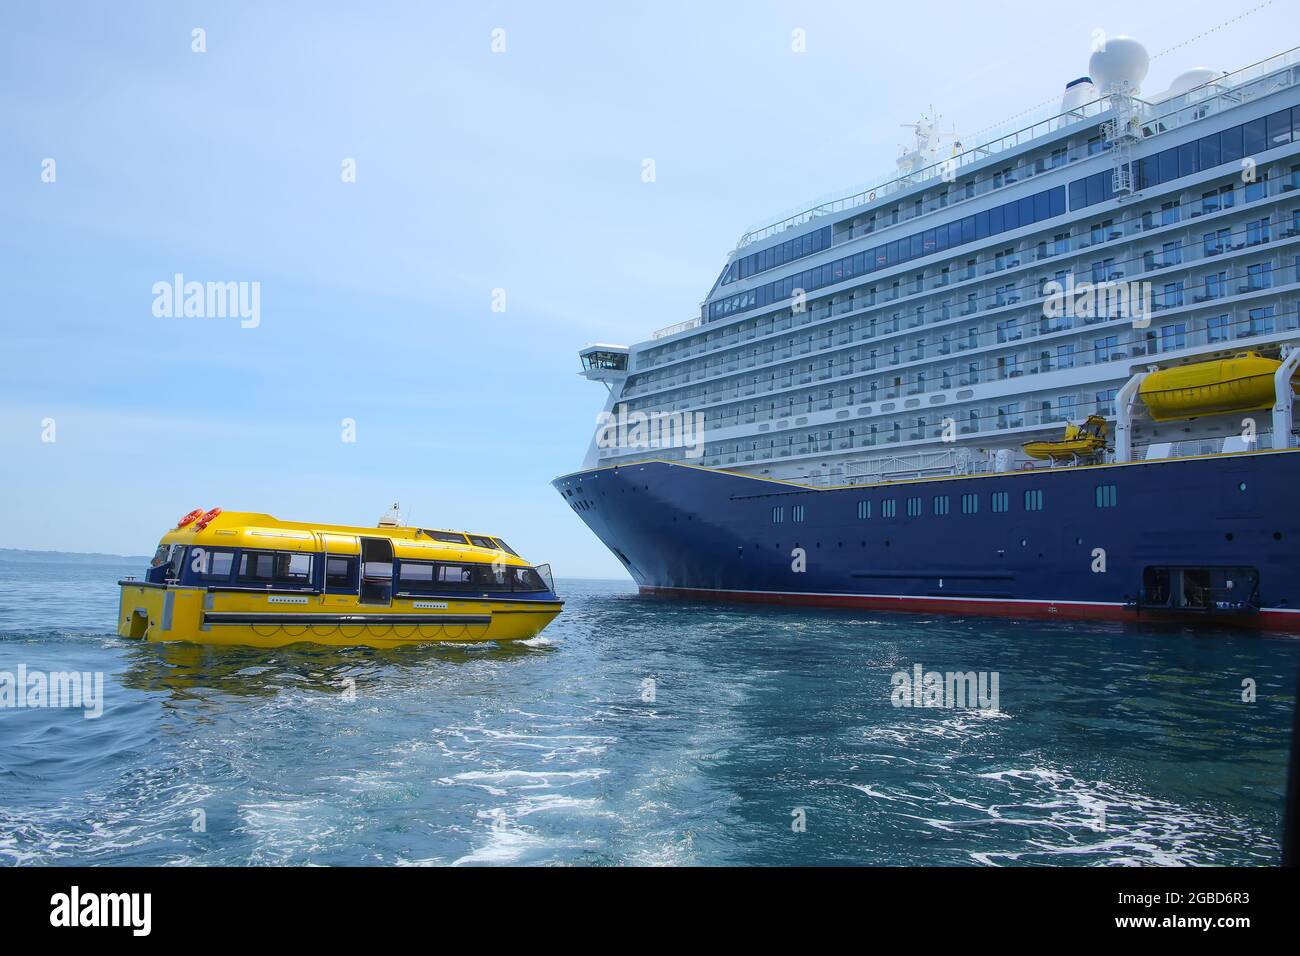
[1166,67,1223,97]
[1088,36,1150,95]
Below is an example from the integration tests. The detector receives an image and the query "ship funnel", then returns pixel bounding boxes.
[1060,76,1097,114]
[1088,36,1149,95]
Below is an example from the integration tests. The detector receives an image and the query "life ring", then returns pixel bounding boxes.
[194,507,222,531]
[176,508,204,528]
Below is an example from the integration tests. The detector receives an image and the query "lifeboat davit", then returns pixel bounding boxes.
[1022,415,1108,462]
[1138,352,1297,422]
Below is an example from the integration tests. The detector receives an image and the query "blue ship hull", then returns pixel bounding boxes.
[555,449,1300,631]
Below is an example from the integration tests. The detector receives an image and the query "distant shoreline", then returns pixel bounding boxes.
[0,547,150,564]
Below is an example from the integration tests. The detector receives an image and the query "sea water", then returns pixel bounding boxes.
[0,554,1296,866]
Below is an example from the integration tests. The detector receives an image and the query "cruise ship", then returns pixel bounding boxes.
[555,37,1300,630]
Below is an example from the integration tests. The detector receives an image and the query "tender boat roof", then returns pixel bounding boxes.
[158,511,533,565]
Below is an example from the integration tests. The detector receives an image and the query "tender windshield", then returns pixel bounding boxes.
[421,529,468,545]
[510,567,548,592]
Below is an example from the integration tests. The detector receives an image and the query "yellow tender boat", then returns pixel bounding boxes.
[1138,351,1296,422]
[117,507,562,649]
[1022,415,1108,462]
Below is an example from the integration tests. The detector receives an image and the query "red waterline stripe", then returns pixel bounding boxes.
[638,586,1300,632]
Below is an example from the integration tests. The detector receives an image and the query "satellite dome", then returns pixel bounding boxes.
[1088,36,1150,95]
[1166,67,1223,97]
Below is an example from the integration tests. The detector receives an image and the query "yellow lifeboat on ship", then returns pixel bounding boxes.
[1022,415,1108,463]
[116,505,562,649]
[1138,352,1297,422]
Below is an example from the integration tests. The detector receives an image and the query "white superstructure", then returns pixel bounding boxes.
[579,41,1300,486]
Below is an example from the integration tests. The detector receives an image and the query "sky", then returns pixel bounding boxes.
[0,0,1291,577]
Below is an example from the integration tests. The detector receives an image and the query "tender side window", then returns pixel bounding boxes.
[150,545,170,568]
[433,563,510,590]
[193,548,235,579]
[240,552,273,581]
[399,561,434,583]
[277,553,312,584]
[326,556,356,589]
[493,538,520,557]
[239,551,312,586]
[437,564,474,587]
[468,535,497,549]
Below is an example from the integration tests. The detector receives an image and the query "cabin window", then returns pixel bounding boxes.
[961,493,978,514]
[882,499,897,518]
[772,506,784,523]
[1024,489,1043,511]
[1095,484,1118,508]
[150,545,170,568]
[933,495,949,515]
[421,529,469,544]
[991,492,1010,513]
[435,564,485,590]
[325,556,357,590]
[399,561,435,584]
[792,505,805,522]
[192,548,235,580]
[857,500,871,519]
[239,552,274,582]
[906,497,922,517]
[468,535,497,549]
[239,551,313,586]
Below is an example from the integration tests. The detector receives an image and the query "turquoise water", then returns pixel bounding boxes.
[0,554,1297,866]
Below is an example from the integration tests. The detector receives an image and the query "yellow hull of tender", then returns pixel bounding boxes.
[1139,352,1295,422]
[117,583,561,649]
